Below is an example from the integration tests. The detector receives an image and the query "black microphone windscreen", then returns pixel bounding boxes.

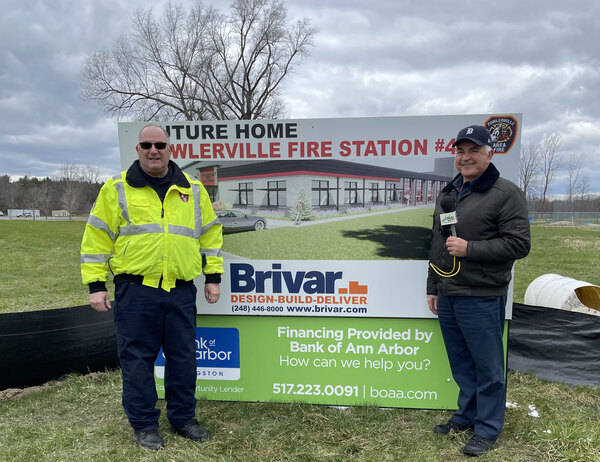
[440,197,456,213]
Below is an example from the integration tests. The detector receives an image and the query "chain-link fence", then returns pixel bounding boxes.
[528,212,600,224]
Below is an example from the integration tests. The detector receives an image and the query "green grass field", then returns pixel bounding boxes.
[1,214,599,313]
[0,369,598,461]
[0,221,91,313]
[0,218,599,461]
[224,208,434,260]
[512,225,600,302]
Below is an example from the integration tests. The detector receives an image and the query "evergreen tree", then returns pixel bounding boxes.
[290,189,315,221]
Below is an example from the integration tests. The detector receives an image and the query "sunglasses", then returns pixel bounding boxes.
[139,142,168,150]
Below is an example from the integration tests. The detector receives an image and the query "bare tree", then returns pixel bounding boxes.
[35,181,54,216]
[80,165,103,184]
[577,175,590,199]
[19,178,40,214]
[519,142,540,200]
[565,153,583,201]
[60,182,81,216]
[51,164,95,215]
[81,0,317,121]
[537,132,563,204]
[205,0,316,119]
[52,163,83,182]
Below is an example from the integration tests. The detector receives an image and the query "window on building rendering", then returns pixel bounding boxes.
[403,178,413,205]
[370,182,380,203]
[345,181,358,204]
[416,180,424,204]
[267,180,286,207]
[387,183,398,202]
[236,182,253,206]
[426,180,434,203]
[312,180,330,206]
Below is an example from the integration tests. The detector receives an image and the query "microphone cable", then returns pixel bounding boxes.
[429,256,461,278]
[430,195,461,277]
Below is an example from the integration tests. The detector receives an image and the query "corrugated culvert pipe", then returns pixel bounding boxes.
[525,274,600,316]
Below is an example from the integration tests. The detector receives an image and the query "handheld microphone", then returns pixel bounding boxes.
[439,197,457,237]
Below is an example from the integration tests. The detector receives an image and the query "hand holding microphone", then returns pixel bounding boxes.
[440,197,458,237]
[429,196,464,277]
[440,197,467,257]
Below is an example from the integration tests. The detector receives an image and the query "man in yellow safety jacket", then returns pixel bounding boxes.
[81,124,223,450]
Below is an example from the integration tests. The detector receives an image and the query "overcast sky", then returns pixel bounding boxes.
[1,0,599,193]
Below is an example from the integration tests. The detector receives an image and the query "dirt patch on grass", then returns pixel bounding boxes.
[545,221,600,228]
[0,372,106,401]
[547,221,576,226]
[0,384,53,401]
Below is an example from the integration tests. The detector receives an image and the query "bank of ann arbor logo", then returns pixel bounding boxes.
[155,327,240,381]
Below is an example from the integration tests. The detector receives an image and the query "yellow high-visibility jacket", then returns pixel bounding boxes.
[81,161,223,292]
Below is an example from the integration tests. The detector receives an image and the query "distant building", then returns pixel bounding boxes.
[182,159,452,212]
[52,210,70,217]
[7,209,40,219]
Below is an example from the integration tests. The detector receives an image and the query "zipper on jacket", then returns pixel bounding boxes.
[148,185,168,287]
[160,186,173,288]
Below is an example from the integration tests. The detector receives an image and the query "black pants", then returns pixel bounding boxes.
[114,282,197,432]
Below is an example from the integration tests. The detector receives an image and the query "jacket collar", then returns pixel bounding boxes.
[126,160,190,189]
[442,162,500,194]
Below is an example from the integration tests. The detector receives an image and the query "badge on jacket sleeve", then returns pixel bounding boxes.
[179,193,189,202]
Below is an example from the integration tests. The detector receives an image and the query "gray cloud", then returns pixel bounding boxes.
[284,0,600,192]
[1,0,599,193]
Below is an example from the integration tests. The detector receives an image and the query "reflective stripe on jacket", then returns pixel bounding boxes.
[81,161,223,292]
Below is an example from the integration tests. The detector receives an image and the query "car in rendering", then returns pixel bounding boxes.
[216,210,266,233]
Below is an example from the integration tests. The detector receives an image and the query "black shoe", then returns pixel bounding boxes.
[433,420,473,435]
[463,435,496,457]
[133,430,164,450]
[172,420,211,442]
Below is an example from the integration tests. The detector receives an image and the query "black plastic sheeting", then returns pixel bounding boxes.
[0,305,119,390]
[1,303,598,390]
[508,303,600,386]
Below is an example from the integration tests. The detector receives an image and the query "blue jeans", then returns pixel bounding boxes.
[437,294,507,440]
[114,282,198,432]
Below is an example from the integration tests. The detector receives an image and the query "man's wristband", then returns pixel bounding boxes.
[89,281,107,294]
[205,274,222,284]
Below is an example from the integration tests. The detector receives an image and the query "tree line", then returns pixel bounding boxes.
[519,132,596,212]
[0,165,103,217]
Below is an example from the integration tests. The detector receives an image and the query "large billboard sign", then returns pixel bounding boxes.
[118,114,521,408]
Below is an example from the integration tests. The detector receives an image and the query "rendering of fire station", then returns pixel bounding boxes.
[182,158,453,213]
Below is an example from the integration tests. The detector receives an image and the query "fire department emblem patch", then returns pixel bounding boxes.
[485,115,518,154]
[179,193,189,202]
